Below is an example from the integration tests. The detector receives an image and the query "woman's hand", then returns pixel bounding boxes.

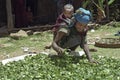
[89,59,98,64]
[55,46,64,55]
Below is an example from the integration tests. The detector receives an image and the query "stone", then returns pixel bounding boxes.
[10,30,28,40]
[0,26,9,37]
[26,30,33,36]
[33,31,42,35]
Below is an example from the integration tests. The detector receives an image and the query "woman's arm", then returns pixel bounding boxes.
[83,43,98,63]
[83,43,92,61]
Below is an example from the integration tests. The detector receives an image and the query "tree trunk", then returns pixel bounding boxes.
[6,0,14,31]
[106,0,110,21]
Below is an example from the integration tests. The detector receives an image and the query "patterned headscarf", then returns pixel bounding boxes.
[74,8,92,24]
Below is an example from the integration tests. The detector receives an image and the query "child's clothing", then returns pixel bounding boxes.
[52,13,72,33]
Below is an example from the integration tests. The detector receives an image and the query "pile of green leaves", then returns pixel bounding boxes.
[0,54,120,80]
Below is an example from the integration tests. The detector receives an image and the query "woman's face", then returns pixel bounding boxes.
[75,22,87,32]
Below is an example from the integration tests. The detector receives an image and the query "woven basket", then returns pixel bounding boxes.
[95,38,120,48]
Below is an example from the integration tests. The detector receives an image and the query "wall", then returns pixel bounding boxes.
[0,0,7,27]
[36,0,56,24]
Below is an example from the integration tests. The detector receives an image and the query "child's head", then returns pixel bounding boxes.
[74,8,91,32]
[63,4,74,18]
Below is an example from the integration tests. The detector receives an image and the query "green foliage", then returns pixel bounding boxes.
[98,0,104,9]
[0,54,120,80]
[108,0,115,5]
[82,0,116,20]
[82,0,91,8]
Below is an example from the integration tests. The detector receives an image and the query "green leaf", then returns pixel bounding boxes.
[108,0,115,5]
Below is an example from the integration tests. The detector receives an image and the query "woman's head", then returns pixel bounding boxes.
[63,4,74,18]
[75,22,87,32]
[74,8,91,32]
[74,8,91,24]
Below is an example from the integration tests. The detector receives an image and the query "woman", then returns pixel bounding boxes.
[52,8,97,63]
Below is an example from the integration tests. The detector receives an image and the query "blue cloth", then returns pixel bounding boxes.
[74,8,91,24]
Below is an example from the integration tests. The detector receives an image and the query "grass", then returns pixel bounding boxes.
[86,23,120,59]
[88,45,120,59]
[0,31,53,60]
[0,22,120,60]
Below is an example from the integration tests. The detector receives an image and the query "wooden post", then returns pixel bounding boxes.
[6,0,14,31]
[106,0,110,21]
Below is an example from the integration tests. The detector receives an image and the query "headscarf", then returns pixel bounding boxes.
[74,8,92,24]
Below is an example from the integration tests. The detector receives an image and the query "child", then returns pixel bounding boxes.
[45,4,74,49]
[52,4,74,33]
[52,7,97,63]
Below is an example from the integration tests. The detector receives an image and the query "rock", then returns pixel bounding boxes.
[1,54,37,65]
[90,29,95,32]
[0,26,9,37]
[21,47,29,53]
[10,30,28,40]
[69,51,85,56]
[40,51,49,55]
[17,30,28,37]
[26,30,33,35]
[33,31,42,35]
